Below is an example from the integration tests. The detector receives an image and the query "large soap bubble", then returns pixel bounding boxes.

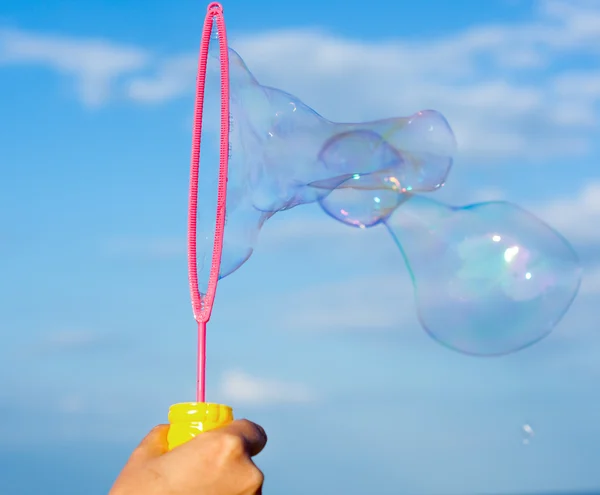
[198,41,456,283]
[196,37,581,355]
[320,176,581,355]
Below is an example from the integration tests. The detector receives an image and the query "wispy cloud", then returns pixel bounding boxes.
[261,180,600,249]
[101,236,185,258]
[579,265,600,295]
[0,27,148,106]
[225,0,600,163]
[36,330,122,354]
[218,370,316,405]
[1,0,599,161]
[532,181,600,244]
[57,395,86,414]
[126,54,196,102]
[269,273,414,333]
[128,0,600,162]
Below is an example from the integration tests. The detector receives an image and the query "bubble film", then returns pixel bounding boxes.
[199,43,456,282]
[385,195,581,355]
[197,41,581,355]
[319,171,581,354]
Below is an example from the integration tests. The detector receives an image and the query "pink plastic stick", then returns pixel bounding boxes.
[188,2,230,403]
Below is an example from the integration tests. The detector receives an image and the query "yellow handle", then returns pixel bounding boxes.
[167,402,234,450]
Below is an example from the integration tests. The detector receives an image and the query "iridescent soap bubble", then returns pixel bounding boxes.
[316,171,409,228]
[383,195,581,355]
[197,42,456,285]
[320,179,581,354]
[196,38,581,355]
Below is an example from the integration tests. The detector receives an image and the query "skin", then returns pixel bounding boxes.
[109,420,267,495]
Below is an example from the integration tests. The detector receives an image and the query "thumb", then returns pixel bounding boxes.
[127,425,169,464]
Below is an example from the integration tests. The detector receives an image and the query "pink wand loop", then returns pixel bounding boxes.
[188,2,230,403]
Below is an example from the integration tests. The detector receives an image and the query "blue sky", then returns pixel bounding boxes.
[1,0,600,494]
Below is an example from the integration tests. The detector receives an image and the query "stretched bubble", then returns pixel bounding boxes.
[382,195,582,355]
[220,200,273,279]
[318,175,581,354]
[193,34,583,356]
[199,43,457,283]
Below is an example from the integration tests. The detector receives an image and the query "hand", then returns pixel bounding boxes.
[109,419,267,495]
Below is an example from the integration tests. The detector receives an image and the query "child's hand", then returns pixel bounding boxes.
[109,419,267,495]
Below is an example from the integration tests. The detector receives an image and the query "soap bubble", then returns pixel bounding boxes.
[197,44,456,290]
[383,195,582,355]
[316,170,581,354]
[316,171,409,228]
[195,40,581,355]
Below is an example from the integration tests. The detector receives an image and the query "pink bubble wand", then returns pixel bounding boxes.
[188,2,230,403]
[165,3,233,451]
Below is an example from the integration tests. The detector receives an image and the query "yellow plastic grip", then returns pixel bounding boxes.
[167,402,234,450]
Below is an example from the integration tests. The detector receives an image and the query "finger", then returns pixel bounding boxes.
[127,424,169,464]
[213,419,268,457]
[246,461,265,494]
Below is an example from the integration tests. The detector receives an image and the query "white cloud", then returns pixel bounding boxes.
[102,236,185,258]
[57,395,86,414]
[127,54,196,102]
[270,273,414,333]
[260,210,367,246]
[225,0,600,162]
[0,27,148,106]
[2,0,599,160]
[96,178,600,285]
[262,179,599,249]
[41,330,105,350]
[36,329,122,354]
[126,0,600,161]
[579,265,600,295]
[219,370,315,405]
[468,187,507,203]
[532,181,600,244]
